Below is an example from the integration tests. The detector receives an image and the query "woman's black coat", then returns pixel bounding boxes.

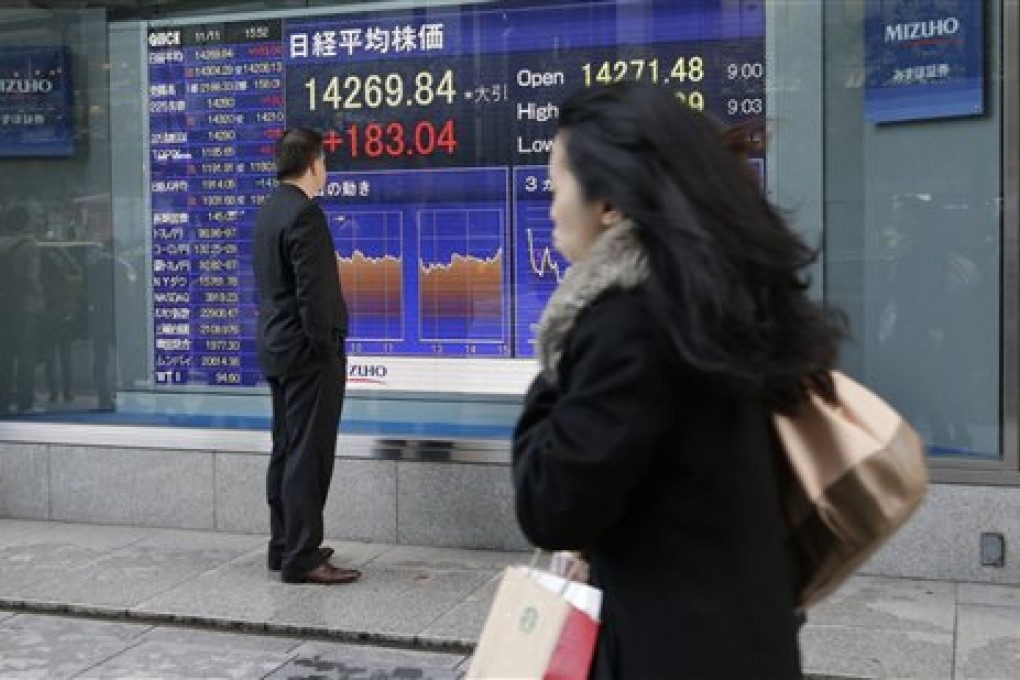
[512,222,802,679]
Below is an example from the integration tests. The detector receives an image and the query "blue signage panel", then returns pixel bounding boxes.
[146,0,766,387]
[864,0,985,124]
[0,47,74,157]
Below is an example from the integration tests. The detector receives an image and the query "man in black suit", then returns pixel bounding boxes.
[253,128,359,585]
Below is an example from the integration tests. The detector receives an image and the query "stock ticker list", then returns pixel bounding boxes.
[146,1,765,387]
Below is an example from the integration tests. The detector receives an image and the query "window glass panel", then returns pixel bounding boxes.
[823,1,1003,459]
[1,1,1008,471]
[1,8,118,416]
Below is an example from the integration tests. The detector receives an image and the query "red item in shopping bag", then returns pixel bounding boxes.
[545,606,600,680]
[467,565,601,680]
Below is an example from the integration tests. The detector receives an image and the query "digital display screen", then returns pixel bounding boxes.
[146,0,766,390]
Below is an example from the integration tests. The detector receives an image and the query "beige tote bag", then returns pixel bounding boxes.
[773,371,928,607]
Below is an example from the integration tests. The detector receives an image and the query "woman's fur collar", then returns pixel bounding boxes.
[536,219,650,380]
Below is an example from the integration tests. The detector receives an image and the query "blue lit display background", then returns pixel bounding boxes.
[324,168,511,357]
[513,166,566,358]
[146,0,765,386]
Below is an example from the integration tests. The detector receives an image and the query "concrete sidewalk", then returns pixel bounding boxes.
[2,520,1020,679]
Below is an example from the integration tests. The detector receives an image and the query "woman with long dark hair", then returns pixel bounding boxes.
[512,82,844,678]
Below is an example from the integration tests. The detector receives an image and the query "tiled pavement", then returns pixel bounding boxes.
[3,519,1020,678]
[0,612,467,679]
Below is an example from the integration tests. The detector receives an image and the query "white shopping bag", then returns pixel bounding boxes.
[467,565,602,680]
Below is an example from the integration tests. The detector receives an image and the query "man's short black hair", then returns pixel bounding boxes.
[275,128,324,181]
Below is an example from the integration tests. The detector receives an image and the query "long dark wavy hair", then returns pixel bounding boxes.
[557,82,845,412]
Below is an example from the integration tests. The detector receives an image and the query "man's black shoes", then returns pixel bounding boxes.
[282,562,361,585]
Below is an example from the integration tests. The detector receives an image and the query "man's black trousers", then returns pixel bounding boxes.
[266,358,345,580]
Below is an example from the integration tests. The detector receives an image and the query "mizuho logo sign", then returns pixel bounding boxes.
[348,363,388,385]
[884,17,960,43]
[0,79,53,94]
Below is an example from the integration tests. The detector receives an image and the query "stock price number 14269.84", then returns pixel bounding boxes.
[303,70,457,111]
[322,120,458,159]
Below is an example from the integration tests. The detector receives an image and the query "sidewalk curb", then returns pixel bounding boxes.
[3,597,870,679]
[0,597,474,656]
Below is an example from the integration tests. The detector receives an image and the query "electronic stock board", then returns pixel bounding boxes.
[146,0,766,392]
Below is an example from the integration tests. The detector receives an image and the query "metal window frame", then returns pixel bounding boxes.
[0,422,512,464]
